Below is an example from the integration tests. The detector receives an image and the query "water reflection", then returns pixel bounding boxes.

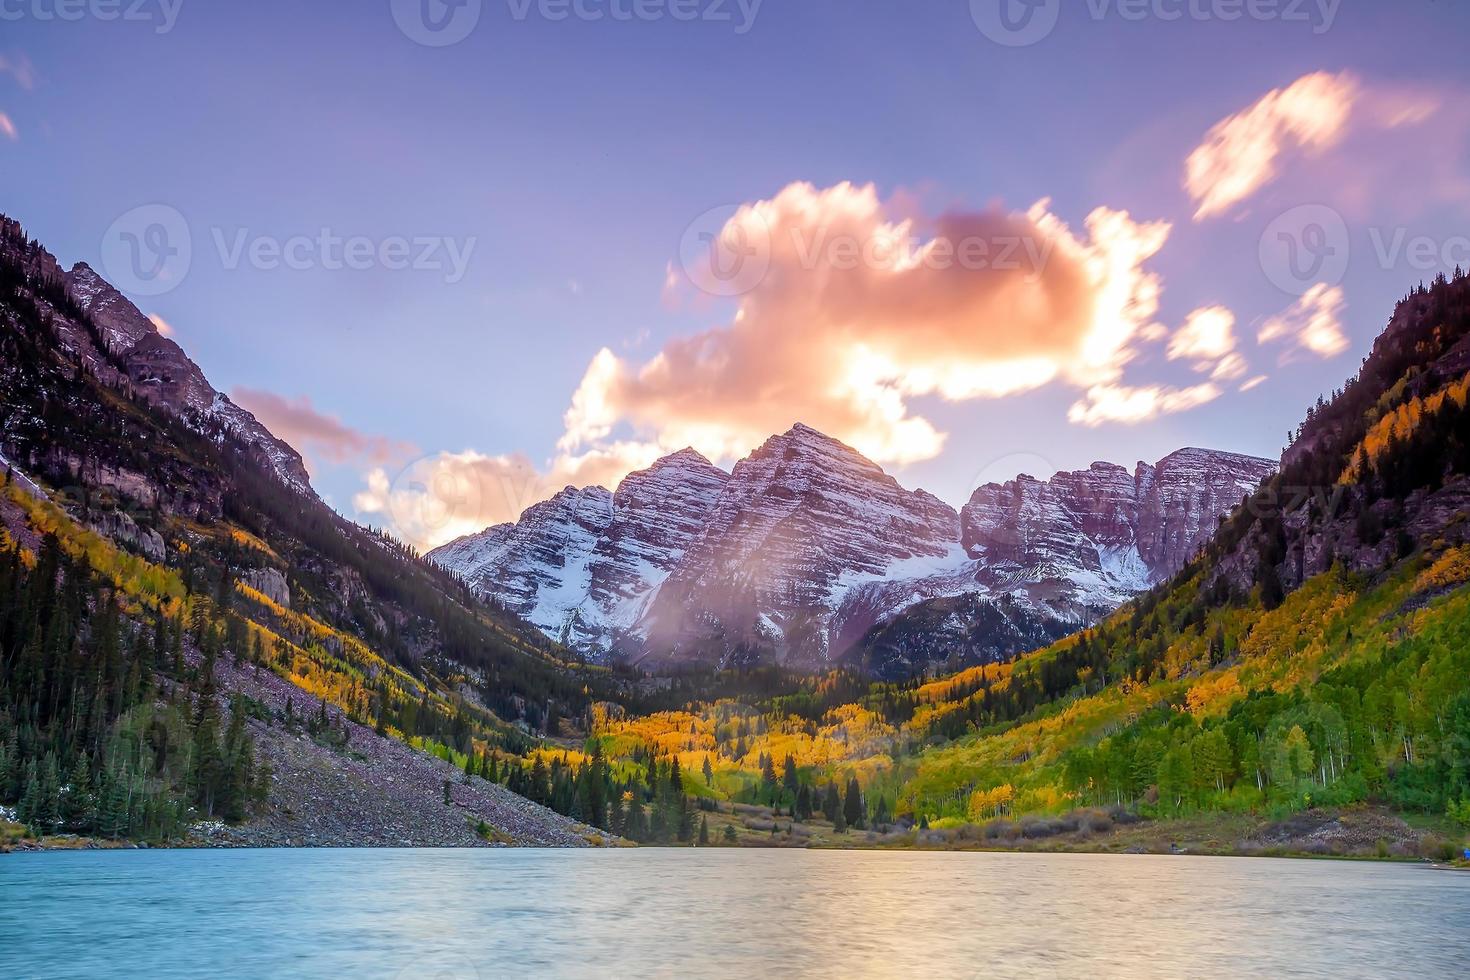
[4,848,1468,979]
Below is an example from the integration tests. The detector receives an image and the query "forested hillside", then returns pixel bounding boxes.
[4,200,1468,854]
[564,271,1470,853]
[0,216,648,844]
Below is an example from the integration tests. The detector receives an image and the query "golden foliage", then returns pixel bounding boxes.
[967,783,1015,820]
[1185,669,1243,718]
[1343,372,1469,482]
[1414,545,1470,594]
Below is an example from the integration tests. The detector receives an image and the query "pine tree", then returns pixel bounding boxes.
[822,782,841,823]
[844,777,864,830]
[698,814,710,845]
[61,755,94,829]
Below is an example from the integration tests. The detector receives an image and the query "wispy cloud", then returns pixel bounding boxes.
[1067,382,1222,427]
[1259,284,1349,361]
[231,387,416,476]
[0,53,35,91]
[1186,71,1359,220]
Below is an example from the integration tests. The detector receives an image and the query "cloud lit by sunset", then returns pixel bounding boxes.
[559,182,1173,471]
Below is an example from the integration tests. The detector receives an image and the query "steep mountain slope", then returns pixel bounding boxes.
[11,232,312,491]
[636,424,964,667]
[0,214,627,843]
[857,448,1273,676]
[434,423,1272,674]
[433,449,730,652]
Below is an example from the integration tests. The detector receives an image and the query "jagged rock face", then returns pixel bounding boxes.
[961,448,1276,612]
[434,425,1275,674]
[86,509,166,564]
[432,450,730,652]
[636,425,961,666]
[64,263,313,492]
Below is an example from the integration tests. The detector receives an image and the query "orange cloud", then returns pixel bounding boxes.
[0,113,16,142]
[353,442,662,549]
[561,181,1172,468]
[231,387,416,476]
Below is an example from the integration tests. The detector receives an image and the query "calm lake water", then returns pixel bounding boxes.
[3,848,1468,979]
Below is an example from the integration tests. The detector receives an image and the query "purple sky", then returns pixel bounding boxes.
[3,1,1468,546]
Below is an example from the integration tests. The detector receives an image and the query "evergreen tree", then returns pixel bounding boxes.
[843,777,864,830]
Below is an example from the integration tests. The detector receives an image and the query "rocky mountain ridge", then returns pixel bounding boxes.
[432,425,1274,674]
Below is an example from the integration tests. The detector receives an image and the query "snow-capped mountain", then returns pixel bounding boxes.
[431,449,730,652]
[430,424,1275,673]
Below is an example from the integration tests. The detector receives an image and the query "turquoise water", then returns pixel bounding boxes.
[3,848,1468,978]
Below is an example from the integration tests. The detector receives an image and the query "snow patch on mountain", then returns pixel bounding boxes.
[431,425,1276,672]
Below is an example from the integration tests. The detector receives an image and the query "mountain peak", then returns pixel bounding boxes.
[648,446,717,469]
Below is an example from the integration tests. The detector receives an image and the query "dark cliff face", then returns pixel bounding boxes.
[435,417,1274,675]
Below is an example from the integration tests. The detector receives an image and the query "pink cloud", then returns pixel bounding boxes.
[560,181,1173,468]
[1187,71,1359,220]
[0,53,35,91]
[231,387,416,476]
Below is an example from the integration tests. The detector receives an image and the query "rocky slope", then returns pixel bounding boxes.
[433,425,1274,674]
[197,654,601,848]
[65,260,313,491]
[433,449,731,652]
